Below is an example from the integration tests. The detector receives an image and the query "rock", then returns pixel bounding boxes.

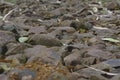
[111,68,120,74]
[49,27,75,40]
[0,31,16,56]
[61,14,75,21]
[103,59,120,68]
[90,43,106,50]
[64,51,81,66]
[28,34,63,47]
[106,45,120,52]
[5,54,27,64]
[2,23,18,32]
[105,1,120,10]
[82,57,99,65]
[86,48,115,60]
[60,20,72,27]
[89,75,106,80]
[50,8,63,17]
[110,75,120,80]
[18,30,29,37]
[70,21,93,31]
[77,62,115,80]
[28,26,47,34]
[48,72,68,80]
[91,28,114,37]
[0,30,16,46]
[5,54,23,60]
[24,45,47,58]
[24,45,61,65]
[0,74,9,80]
[18,69,37,80]
[41,19,59,27]
[48,26,76,33]
[74,32,94,41]
[5,43,28,55]
[89,37,98,44]
[67,72,80,80]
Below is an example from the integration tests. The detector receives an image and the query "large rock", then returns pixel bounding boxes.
[24,45,61,65]
[28,34,63,47]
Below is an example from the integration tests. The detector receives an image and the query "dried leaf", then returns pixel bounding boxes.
[18,37,28,43]
[102,38,120,43]
[0,64,11,71]
[93,26,109,30]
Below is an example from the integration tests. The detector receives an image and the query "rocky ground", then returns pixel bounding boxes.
[0,0,120,80]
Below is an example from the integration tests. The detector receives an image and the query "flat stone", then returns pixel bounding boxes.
[103,59,120,68]
[24,45,61,65]
[28,34,63,47]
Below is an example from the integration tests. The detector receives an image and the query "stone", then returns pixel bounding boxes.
[64,52,81,66]
[0,30,16,46]
[103,59,120,68]
[0,74,9,80]
[48,72,68,80]
[18,69,37,80]
[28,26,47,34]
[86,48,115,60]
[28,34,63,47]
[24,45,61,65]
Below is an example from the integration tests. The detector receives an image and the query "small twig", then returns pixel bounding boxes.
[2,9,15,22]
[1,1,14,6]
[82,64,119,76]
